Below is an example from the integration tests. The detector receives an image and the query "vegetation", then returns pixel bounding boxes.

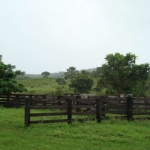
[96,53,150,96]
[14,52,150,96]
[17,78,73,95]
[56,78,66,86]
[91,67,102,78]
[41,71,50,78]
[0,61,26,94]
[64,67,79,80]
[70,71,93,94]
[1,52,150,150]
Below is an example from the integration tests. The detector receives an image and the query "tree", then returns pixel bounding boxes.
[91,67,102,78]
[80,70,90,76]
[0,61,26,94]
[96,52,150,96]
[15,70,25,76]
[56,78,66,86]
[64,67,79,80]
[70,74,93,94]
[41,71,50,78]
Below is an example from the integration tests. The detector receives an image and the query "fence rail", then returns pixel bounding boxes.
[24,96,101,126]
[24,96,145,126]
[1,94,150,125]
[0,94,47,108]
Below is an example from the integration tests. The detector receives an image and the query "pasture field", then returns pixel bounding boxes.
[16,77,102,95]
[1,106,150,150]
[16,78,72,95]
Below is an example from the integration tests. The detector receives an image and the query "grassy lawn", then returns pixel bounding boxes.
[1,106,150,150]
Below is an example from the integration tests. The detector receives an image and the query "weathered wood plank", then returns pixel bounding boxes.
[71,118,95,122]
[102,105,126,109]
[29,105,68,109]
[104,110,126,114]
[30,119,68,124]
[133,112,150,115]
[72,105,96,109]
[30,112,67,117]
[72,112,96,115]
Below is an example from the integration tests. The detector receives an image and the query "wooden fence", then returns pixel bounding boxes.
[0,94,47,108]
[24,96,148,126]
[25,96,101,126]
[1,94,150,125]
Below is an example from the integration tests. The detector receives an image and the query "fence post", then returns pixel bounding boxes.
[25,98,30,126]
[126,96,133,121]
[16,94,19,108]
[43,95,46,106]
[29,95,33,106]
[67,98,72,124]
[102,101,106,117]
[6,94,10,108]
[76,96,81,112]
[96,97,101,123]
[99,96,106,118]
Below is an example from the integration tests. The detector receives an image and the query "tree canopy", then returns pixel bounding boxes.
[0,61,26,94]
[64,67,79,80]
[70,72,93,94]
[96,52,150,96]
[91,67,102,78]
[56,78,66,86]
[41,71,50,78]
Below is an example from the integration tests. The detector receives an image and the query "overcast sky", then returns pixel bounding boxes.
[0,0,150,74]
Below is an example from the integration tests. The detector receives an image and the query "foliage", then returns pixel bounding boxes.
[132,78,150,97]
[17,78,73,95]
[56,78,66,86]
[0,62,26,94]
[41,71,50,78]
[15,70,25,76]
[64,67,79,80]
[91,67,102,78]
[70,73,93,93]
[96,53,150,96]
[80,70,91,76]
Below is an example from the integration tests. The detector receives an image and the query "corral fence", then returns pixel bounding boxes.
[24,95,150,126]
[0,94,47,108]
[0,94,150,125]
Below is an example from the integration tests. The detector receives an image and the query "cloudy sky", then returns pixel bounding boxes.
[0,0,150,74]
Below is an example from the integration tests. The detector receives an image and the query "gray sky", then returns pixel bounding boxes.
[0,0,150,74]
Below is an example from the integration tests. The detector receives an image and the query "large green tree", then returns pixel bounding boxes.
[64,67,79,80]
[70,73,93,94]
[0,61,26,94]
[96,53,150,96]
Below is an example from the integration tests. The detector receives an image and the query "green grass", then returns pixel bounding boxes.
[16,78,73,95]
[1,106,150,150]
[16,77,105,95]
